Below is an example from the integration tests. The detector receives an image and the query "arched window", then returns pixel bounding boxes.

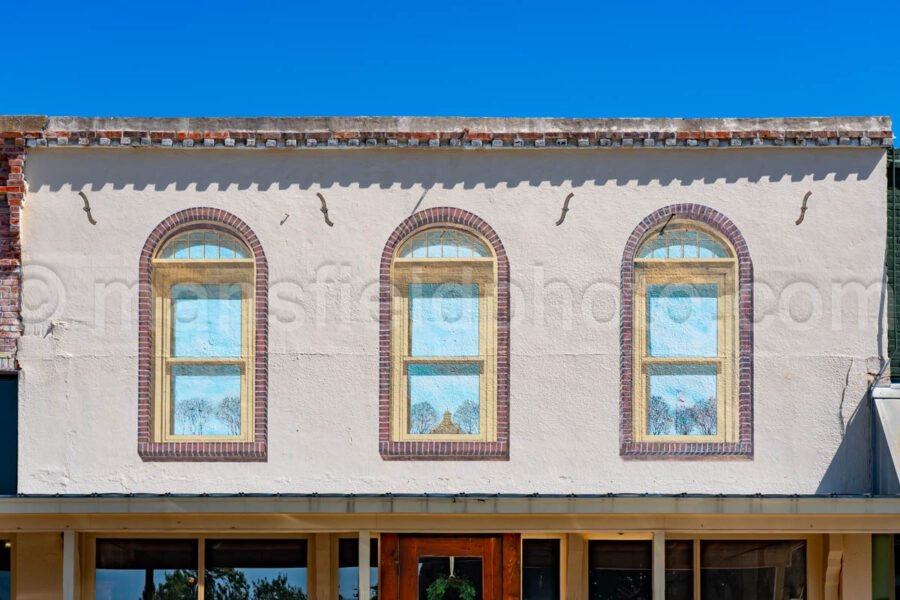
[622,206,752,457]
[153,229,255,441]
[139,209,268,461]
[380,209,510,460]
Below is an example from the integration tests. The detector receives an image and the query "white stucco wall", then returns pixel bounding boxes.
[16,146,888,494]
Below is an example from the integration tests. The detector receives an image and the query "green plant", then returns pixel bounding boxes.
[426,574,477,600]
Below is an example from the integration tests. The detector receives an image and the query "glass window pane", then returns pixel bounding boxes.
[700,540,806,600]
[648,283,718,358]
[667,235,684,258]
[95,539,197,600]
[172,365,242,436]
[408,363,480,435]
[588,541,652,600]
[172,284,242,359]
[205,539,308,600]
[233,242,249,259]
[202,233,219,258]
[219,238,235,259]
[418,557,483,600]
[523,539,560,600]
[410,283,479,357]
[665,541,693,600]
[457,238,474,258]
[426,231,443,257]
[188,234,204,259]
[442,232,459,258]
[683,232,700,258]
[402,235,425,258]
[338,538,378,600]
[894,535,900,598]
[648,364,718,436]
[0,541,9,600]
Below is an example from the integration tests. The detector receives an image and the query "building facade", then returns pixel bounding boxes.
[0,115,897,599]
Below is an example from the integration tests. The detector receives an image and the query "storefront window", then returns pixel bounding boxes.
[205,539,307,599]
[588,540,652,600]
[665,541,693,600]
[522,539,560,600]
[0,540,10,600]
[700,540,806,599]
[338,538,378,600]
[95,539,198,600]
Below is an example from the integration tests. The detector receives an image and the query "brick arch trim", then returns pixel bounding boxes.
[137,208,268,461]
[620,204,753,457]
[379,207,510,460]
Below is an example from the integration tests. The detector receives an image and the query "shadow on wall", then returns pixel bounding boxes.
[25,147,883,193]
[816,394,872,495]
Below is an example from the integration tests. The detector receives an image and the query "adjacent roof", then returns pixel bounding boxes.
[0,115,892,150]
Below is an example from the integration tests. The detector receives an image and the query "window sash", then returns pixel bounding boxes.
[152,263,255,443]
[632,264,737,443]
[391,263,497,442]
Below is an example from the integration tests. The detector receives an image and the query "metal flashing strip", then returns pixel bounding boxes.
[0,493,896,515]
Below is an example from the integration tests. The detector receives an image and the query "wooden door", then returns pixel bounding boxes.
[380,534,520,600]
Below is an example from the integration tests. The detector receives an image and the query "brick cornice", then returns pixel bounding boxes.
[620,204,753,458]
[379,207,510,460]
[0,115,890,150]
[137,208,269,462]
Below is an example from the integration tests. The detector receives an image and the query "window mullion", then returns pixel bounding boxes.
[197,536,206,600]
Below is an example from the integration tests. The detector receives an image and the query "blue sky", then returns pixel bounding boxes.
[8,0,897,120]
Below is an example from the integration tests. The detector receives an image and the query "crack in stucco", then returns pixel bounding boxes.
[838,359,854,436]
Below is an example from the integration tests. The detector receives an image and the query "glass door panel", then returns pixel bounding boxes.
[417,557,483,600]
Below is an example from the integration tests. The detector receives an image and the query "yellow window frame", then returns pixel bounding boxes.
[632,259,738,444]
[151,259,256,443]
[390,246,498,443]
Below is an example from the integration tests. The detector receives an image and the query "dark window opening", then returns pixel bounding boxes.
[0,376,17,495]
[665,540,693,600]
[522,539,560,600]
[338,537,378,600]
[0,540,10,600]
[588,540,652,600]
[700,540,806,600]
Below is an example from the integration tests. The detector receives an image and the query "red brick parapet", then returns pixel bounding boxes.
[0,136,26,371]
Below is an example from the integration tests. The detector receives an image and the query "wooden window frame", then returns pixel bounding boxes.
[663,534,816,600]
[631,259,738,444]
[390,250,498,443]
[331,533,379,600]
[571,533,818,600]
[82,533,312,600]
[521,534,566,600]
[151,259,256,443]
